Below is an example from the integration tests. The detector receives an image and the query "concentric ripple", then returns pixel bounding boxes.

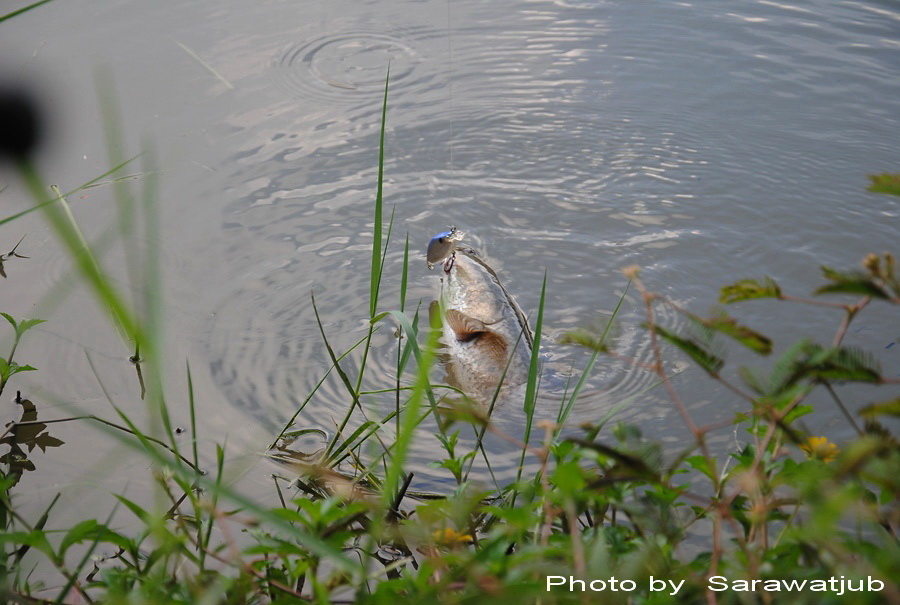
[194,0,900,490]
[274,29,428,104]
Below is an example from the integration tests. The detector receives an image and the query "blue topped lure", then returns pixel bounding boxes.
[426,226,466,269]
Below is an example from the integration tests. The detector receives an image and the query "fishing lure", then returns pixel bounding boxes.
[426,226,466,270]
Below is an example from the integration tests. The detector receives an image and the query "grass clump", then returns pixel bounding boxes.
[0,74,898,604]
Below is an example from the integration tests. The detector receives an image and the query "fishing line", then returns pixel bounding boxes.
[445,0,455,202]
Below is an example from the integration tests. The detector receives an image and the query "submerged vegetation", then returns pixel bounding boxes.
[2,75,899,604]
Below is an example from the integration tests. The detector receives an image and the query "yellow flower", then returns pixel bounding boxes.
[800,436,840,463]
[431,528,473,546]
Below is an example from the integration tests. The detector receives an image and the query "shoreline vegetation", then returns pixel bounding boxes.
[2,65,899,603]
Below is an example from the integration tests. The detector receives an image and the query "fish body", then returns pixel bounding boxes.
[428,232,533,404]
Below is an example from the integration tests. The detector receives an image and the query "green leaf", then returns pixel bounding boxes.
[0,358,35,380]
[15,318,46,337]
[764,340,880,392]
[738,366,766,394]
[859,397,900,419]
[767,340,814,392]
[570,438,660,481]
[397,307,420,374]
[810,346,881,383]
[523,272,547,417]
[368,66,390,318]
[59,519,133,558]
[552,460,587,493]
[685,455,717,482]
[0,312,16,330]
[558,326,610,352]
[325,420,377,465]
[113,494,151,524]
[370,311,390,324]
[703,312,772,355]
[0,530,55,560]
[816,266,890,298]
[782,403,814,424]
[719,277,781,304]
[0,0,57,25]
[652,325,724,376]
[867,173,900,196]
[280,428,328,440]
[10,362,37,376]
[757,384,814,418]
[0,359,37,381]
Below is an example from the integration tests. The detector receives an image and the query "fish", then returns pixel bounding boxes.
[427,228,533,404]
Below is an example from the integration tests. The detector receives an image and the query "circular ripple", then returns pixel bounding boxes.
[275,30,425,104]
[32,235,190,294]
[203,255,369,431]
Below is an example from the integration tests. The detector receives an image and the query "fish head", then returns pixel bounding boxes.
[426,227,466,269]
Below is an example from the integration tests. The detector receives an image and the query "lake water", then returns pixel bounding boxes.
[1,0,898,530]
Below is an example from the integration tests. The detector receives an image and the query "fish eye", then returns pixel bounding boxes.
[438,237,446,243]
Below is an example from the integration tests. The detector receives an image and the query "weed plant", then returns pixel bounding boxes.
[0,71,898,604]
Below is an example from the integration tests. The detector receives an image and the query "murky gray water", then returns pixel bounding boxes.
[2,0,898,517]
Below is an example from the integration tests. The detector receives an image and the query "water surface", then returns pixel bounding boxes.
[1,0,898,518]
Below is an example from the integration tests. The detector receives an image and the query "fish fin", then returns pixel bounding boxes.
[445,309,487,342]
[478,332,510,367]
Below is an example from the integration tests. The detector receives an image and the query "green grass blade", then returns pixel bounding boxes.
[556,280,631,430]
[369,66,390,318]
[17,163,141,347]
[397,305,420,375]
[1,153,142,227]
[523,273,547,418]
[0,0,55,24]
[186,361,199,472]
[175,40,234,89]
[381,317,439,511]
[96,71,141,291]
[511,271,547,507]
[377,310,439,414]
[400,233,409,313]
[313,292,367,456]
[351,209,396,409]
[396,232,410,432]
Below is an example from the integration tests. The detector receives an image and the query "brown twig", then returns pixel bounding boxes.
[832,296,871,347]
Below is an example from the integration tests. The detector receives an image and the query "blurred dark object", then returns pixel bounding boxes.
[0,86,42,160]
